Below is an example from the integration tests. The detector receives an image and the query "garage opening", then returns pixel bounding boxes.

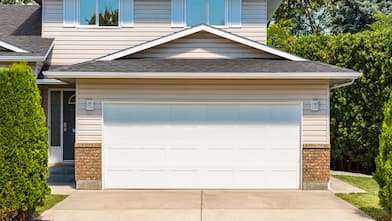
[102,103,302,189]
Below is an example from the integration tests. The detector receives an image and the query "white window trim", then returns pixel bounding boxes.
[75,0,133,28]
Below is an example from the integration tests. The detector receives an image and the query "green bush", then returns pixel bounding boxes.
[0,63,49,220]
[268,21,392,173]
[374,92,392,219]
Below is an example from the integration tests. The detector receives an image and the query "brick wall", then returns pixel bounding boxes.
[75,143,102,189]
[303,144,331,190]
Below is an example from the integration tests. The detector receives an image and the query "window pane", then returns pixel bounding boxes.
[80,0,96,25]
[186,0,206,26]
[209,0,225,25]
[99,0,119,26]
[50,91,61,146]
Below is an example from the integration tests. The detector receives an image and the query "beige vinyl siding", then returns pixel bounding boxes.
[76,79,330,144]
[127,32,279,59]
[43,0,267,65]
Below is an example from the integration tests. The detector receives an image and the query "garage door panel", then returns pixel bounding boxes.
[103,103,301,189]
[267,170,299,188]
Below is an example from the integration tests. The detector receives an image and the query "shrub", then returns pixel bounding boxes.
[374,91,392,219]
[0,63,49,220]
[269,22,392,174]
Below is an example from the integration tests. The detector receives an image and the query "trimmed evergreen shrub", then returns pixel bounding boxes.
[0,63,49,220]
[374,92,392,219]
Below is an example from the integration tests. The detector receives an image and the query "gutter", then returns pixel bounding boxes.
[36,79,68,85]
[329,79,356,90]
[0,56,46,62]
[44,71,362,79]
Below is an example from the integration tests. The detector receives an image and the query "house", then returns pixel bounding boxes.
[0,0,360,190]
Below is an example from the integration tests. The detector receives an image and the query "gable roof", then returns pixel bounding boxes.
[0,4,54,62]
[98,25,307,61]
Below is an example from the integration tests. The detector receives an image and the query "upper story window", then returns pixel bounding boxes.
[80,0,119,26]
[172,0,241,27]
[186,0,226,26]
[64,0,133,27]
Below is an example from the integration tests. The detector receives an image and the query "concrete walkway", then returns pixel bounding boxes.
[330,170,373,178]
[330,176,367,194]
[39,190,374,221]
[49,183,76,195]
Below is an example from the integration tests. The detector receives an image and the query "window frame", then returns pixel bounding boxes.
[76,0,123,28]
[184,0,229,28]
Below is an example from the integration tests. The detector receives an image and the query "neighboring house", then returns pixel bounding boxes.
[0,0,360,190]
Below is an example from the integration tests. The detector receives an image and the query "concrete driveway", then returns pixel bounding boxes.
[39,190,373,221]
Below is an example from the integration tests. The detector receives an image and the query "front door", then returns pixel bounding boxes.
[48,90,76,163]
[63,91,76,161]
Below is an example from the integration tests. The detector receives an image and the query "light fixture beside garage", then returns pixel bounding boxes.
[85,99,95,111]
[311,99,320,111]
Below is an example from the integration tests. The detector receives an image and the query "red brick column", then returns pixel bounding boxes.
[75,143,102,189]
[303,144,330,190]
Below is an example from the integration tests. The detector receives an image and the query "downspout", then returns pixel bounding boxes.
[329,79,355,90]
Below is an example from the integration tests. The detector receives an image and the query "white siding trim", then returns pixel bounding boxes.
[97,24,306,61]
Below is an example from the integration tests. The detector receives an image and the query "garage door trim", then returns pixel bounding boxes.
[101,101,303,189]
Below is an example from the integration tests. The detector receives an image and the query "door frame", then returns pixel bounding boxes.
[48,88,76,164]
[101,101,303,189]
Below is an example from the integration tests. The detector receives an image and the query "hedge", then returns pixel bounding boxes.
[0,63,49,220]
[269,22,392,173]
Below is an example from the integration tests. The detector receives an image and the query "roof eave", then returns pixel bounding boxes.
[0,56,46,62]
[44,71,362,80]
[0,40,54,62]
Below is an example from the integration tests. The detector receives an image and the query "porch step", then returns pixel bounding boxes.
[47,174,75,183]
[47,164,75,184]
[49,165,75,175]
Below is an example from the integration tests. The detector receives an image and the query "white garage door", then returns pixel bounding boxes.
[102,103,301,189]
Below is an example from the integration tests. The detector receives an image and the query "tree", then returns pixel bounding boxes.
[86,8,119,26]
[271,0,336,35]
[268,17,392,173]
[0,63,49,220]
[374,92,392,220]
[331,0,392,34]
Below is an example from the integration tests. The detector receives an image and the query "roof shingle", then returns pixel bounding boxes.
[49,58,356,73]
[0,4,53,59]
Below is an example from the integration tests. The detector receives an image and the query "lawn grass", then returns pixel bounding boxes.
[333,175,389,220]
[33,194,68,217]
